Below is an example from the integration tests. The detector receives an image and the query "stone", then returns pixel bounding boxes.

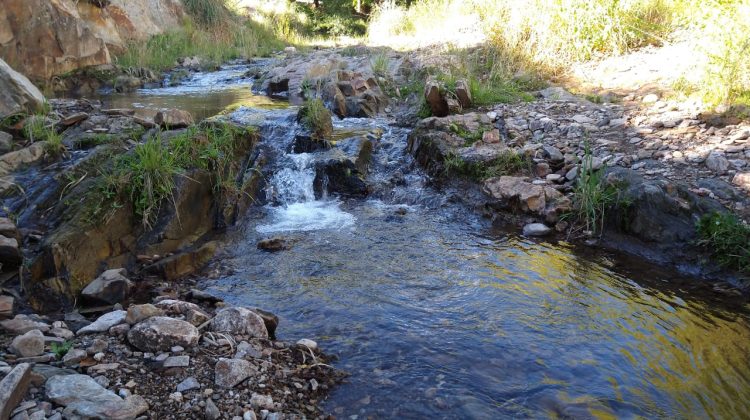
[210,307,268,339]
[153,299,210,326]
[0,143,45,177]
[253,309,279,338]
[0,235,21,267]
[732,172,750,191]
[642,93,659,103]
[0,315,49,334]
[63,312,90,332]
[565,166,579,181]
[0,295,14,319]
[86,338,108,355]
[147,242,217,282]
[45,374,148,419]
[76,310,126,335]
[257,237,290,252]
[9,329,44,357]
[154,109,194,129]
[0,58,45,118]
[205,398,220,420]
[523,223,552,237]
[0,363,31,420]
[163,355,190,368]
[424,80,448,117]
[296,339,318,351]
[249,393,274,410]
[244,411,257,420]
[214,358,256,388]
[706,152,730,173]
[0,131,12,154]
[543,146,564,162]
[127,316,199,352]
[176,377,200,392]
[482,129,501,144]
[234,341,262,360]
[483,176,571,223]
[125,304,165,325]
[60,112,89,126]
[455,79,472,109]
[62,349,87,366]
[81,268,132,305]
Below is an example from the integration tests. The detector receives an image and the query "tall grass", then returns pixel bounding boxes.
[696,212,750,273]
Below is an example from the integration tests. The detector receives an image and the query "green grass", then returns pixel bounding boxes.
[370,51,389,78]
[448,123,483,145]
[443,150,529,180]
[51,341,73,359]
[567,144,621,235]
[298,98,333,139]
[696,212,750,273]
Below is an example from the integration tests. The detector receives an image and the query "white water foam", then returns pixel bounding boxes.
[256,201,355,233]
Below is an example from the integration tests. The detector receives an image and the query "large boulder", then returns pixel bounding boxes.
[210,307,268,339]
[80,268,133,305]
[127,316,200,352]
[0,58,45,118]
[46,374,148,419]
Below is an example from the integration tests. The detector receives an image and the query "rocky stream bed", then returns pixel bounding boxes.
[0,47,748,419]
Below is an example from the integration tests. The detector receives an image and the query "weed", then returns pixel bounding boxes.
[448,123,483,145]
[370,52,389,78]
[696,212,750,273]
[567,142,620,235]
[298,99,332,139]
[51,341,73,359]
[443,150,529,180]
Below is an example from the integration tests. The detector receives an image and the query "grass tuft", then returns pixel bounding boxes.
[443,150,529,180]
[298,99,333,140]
[696,212,750,273]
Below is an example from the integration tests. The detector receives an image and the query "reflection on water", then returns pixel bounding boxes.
[203,200,750,419]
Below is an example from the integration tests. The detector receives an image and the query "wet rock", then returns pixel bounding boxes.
[292,134,332,153]
[80,268,133,305]
[187,289,222,303]
[127,316,200,352]
[125,303,165,325]
[154,109,194,129]
[76,310,126,335]
[523,223,552,237]
[62,348,87,366]
[257,237,290,252]
[483,176,572,223]
[46,374,148,419]
[9,329,44,357]
[0,143,46,176]
[147,241,218,281]
[0,235,21,267]
[296,104,333,140]
[0,315,50,334]
[0,58,45,118]
[214,358,257,388]
[210,307,268,339]
[253,309,278,338]
[0,363,31,420]
[154,299,210,326]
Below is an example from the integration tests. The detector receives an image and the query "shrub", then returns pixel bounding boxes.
[696,212,750,273]
[298,99,333,139]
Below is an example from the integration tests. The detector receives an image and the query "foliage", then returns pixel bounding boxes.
[443,150,529,180]
[51,341,73,359]
[448,123,483,145]
[568,143,620,235]
[696,212,750,273]
[298,99,332,139]
[369,51,389,77]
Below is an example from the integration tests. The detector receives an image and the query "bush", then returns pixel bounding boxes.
[696,212,750,273]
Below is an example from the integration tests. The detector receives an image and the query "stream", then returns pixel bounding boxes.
[105,65,750,419]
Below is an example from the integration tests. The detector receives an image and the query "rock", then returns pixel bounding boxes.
[0,295,14,319]
[296,339,318,351]
[62,349,87,366]
[125,304,165,325]
[76,310,126,335]
[234,341,262,360]
[253,309,278,338]
[543,146,564,162]
[0,131,12,154]
[0,58,45,118]
[9,330,44,357]
[153,299,210,326]
[565,166,578,181]
[249,393,274,410]
[60,112,89,126]
[732,172,750,191]
[176,376,200,392]
[455,79,472,109]
[109,323,130,336]
[609,118,627,128]
[163,355,189,368]
[49,326,76,340]
[424,80,448,117]
[63,312,90,332]
[205,398,221,420]
[0,315,50,334]
[0,143,45,176]
[46,374,148,419]
[210,307,268,339]
[642,94,659,103]
[147,242,218,281]
[187,289,222,303]
[214,358,256,388]
[483,176,572,223]
[154,109,194,129]
[0,363,31,420]
[127,316,199,352]
[244,411,257,420]
[86,338,108,355]
[523,223,552,237]
[0,235,21,267]
[482,129,501,144]
[257,238,289,252]
[706,152,730,173]
[80,268,133,305]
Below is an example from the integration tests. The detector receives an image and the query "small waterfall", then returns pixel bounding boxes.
[265,153,317,205]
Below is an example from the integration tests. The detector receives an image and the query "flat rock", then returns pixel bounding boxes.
[163,355,189,368]
[9,329,44,357]
[0,363,31,420]
[234,341,262,360]
[81,268,132,305]
[46,374,148,419]
[125,304,165,325]
[0,315,49,334]
[176,376,200,392]
[127,316,199,352]
[76,310,126,335]
[210,307,268,339]
[215,358,256,388]
[154,109,194,129]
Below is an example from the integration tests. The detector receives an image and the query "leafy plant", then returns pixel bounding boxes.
[696,212,750,273]
[51,341,73,359]
[568,143,619,235]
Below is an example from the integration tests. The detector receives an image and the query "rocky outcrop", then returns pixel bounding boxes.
[0,0,185,81]
[0,59,46,118]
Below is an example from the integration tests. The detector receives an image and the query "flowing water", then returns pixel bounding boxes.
[106,67,750,419]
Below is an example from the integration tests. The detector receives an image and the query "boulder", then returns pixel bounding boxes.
[154,109,194,129]
[214,358,256,388]
[9,329,44,357]
[125,303,165,325]
[210,307,268,339]
[76,310,126,335]
[0,143,46,176]
[0,58,45,118]
[0,363,31,420]
[732,172,750,191]
[80,268,132,305]
[253,309,279,338]
[257,238,290,252]
[127,316,199,352]
[46,374,148,419]
[147,241,218,281]
[424,80,448,117]
[706,152,729,173]
[455,79,472,109]
[483,176,572,223]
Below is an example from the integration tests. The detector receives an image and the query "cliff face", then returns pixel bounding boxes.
[0,0,185,82]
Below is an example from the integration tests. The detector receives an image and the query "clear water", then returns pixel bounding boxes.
[93,66,750,419]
